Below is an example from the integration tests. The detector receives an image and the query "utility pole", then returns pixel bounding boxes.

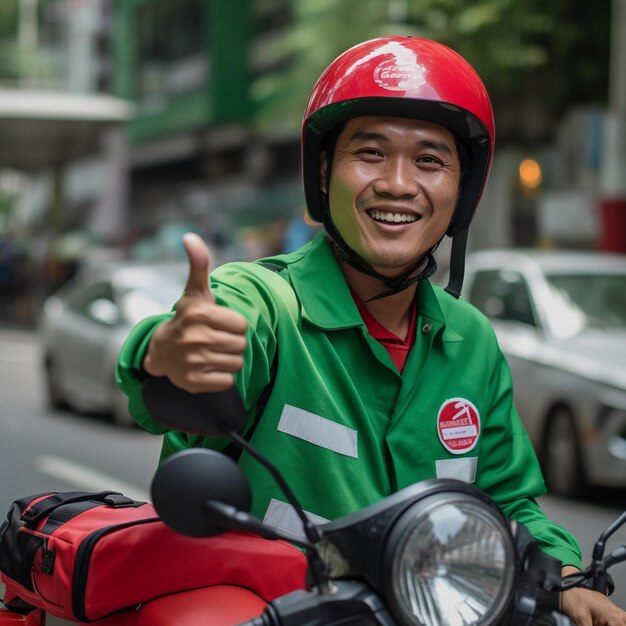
[18,0,38,49]
[599,0,626,252]
[609,0,626,114]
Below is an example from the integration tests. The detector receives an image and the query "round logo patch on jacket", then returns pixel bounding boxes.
[437,398,480,454]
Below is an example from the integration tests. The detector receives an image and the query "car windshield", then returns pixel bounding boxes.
[120,280,184,326]
[545,273,626,332]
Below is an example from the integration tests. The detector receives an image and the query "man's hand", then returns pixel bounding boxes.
[561,565,626,626]
[143,233,248,393]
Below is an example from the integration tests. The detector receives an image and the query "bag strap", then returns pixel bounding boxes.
[21,491,139,527]
[39,495,145,536]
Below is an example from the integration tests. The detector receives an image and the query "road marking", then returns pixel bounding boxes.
[36,455,151,502]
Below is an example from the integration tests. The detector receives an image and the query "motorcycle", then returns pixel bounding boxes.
[1,377,625,626]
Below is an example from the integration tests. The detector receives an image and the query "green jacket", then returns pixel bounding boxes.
[117,232,582,568]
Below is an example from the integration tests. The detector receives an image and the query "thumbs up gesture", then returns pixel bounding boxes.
[143,233,248,393]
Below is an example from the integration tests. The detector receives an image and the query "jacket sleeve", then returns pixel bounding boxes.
[475,332,583,569]
[115,313,174,434]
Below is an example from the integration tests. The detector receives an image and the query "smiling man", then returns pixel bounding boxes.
[322,116,462,339]
[117,37,626,626]
[326,118,460,272]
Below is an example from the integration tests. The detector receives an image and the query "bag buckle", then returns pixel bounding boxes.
[40,542,56,575]
[103,494,143,508]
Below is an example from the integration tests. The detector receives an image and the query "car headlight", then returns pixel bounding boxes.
[383,492,516,626]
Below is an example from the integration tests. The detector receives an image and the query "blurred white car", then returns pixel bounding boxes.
[463,249,626,496]
[41,261,186,425]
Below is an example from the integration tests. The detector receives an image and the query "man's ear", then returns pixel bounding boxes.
[320,151,328,194]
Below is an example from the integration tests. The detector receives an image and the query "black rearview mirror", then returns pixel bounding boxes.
[151,449,252,537]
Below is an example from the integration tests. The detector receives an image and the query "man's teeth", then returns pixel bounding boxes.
[369,210,418,223]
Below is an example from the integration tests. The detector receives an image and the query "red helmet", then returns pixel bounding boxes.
[301,36,494,239]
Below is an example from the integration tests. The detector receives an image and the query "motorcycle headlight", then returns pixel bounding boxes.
[383,492,516,626]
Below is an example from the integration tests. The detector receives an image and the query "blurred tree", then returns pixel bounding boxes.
[0,0,55,86]
[0,0,21,82]
[251,0,610,143]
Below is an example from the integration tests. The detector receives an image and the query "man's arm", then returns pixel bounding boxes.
[115,312,172,434]
[560,565,626,626]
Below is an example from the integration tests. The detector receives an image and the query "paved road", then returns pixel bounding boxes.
[0,328,160,506]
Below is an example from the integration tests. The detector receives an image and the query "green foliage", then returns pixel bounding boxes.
[0,0,54,84]
[250,0,395,133]
[0,0,18,37]
[250,0,609,136]
[0,189,14,217]
[0,0,19,80]
[402,0,574,83]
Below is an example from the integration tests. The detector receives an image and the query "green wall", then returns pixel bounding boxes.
[112,0,251,144]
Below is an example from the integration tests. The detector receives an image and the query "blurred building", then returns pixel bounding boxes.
[111,0,303,256]
[0,0,134,323]
[2,0,624,269]
[3,0,129,245]
[4,0,304,261]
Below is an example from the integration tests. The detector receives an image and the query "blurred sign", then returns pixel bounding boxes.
[538,191,599,239]
[600,112,626,195]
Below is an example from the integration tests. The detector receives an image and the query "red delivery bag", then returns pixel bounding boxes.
[0,491,307,623]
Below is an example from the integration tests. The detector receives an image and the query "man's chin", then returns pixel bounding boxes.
[360,255,427,279]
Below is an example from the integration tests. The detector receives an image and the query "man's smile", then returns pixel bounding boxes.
[366,209,420,224]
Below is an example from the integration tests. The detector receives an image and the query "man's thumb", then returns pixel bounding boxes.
[182,233,213,299]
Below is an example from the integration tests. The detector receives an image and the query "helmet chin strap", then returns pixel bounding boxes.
[444,228,468,299]
[321,198,437,302]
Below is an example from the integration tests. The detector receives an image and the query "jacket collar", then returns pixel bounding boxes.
[288,233,459,340]
[289,233,362,329]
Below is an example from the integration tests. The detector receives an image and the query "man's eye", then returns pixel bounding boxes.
[417,155,442,165]
[360,148,383,157]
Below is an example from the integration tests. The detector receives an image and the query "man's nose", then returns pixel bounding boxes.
[373,158,420,197]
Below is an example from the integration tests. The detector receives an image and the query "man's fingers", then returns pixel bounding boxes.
[184,351,245,372]
[179,326,248,354]
[174,370,237,394]
[182,232,213,300]
[177,300,248,334]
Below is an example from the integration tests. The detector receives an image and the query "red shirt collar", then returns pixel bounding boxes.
[350,288,417,372]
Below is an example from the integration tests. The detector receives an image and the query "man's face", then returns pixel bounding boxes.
[322,116,461,277]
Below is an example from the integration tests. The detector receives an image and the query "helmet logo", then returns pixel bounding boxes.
[373,59,426,92]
